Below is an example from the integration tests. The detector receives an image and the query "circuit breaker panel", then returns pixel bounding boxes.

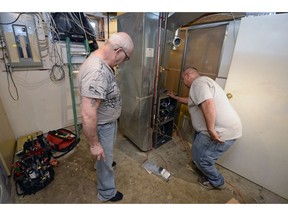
[154,93,177,148]
[0,13,42,68]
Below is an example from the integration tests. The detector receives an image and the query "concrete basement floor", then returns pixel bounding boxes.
[9,129,288,205]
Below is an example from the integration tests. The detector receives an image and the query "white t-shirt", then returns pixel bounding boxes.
[188,76,242,140]
[78,54,121,124]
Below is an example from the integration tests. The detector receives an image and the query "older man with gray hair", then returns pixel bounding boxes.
[78,32,134,202]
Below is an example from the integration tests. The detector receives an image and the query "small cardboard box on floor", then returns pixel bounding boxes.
[226,198,240,204]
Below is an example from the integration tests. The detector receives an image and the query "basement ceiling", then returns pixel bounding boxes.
[184,12,246,26]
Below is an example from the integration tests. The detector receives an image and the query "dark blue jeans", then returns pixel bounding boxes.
[192,132,235,187]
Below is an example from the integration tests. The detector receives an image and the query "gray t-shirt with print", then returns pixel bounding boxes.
[78,54,121,124]
[188,76,242,140]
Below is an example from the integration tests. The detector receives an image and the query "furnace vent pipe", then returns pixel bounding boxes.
[172,28,182,50]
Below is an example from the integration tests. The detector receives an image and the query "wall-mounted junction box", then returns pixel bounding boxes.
[0,13,42,69]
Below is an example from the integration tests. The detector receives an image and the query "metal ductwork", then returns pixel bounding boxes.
[167,12,207,51]
[165,12,207,32]
[117,12,207,151]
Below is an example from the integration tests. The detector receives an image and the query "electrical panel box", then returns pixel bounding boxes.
[0,13,42,68]
[154,93,177,148]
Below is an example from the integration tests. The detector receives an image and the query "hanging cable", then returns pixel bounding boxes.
[49,64,65,82]
[6,67,19,101]
[0,32,19,100]
[0,13,23,25]
[0,12,41,25]
[78,12,89,44]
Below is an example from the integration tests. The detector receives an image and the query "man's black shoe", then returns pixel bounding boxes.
[112,161,117,168]
[109,191,123,202]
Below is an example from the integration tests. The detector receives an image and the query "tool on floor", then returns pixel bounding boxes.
[13,135,55,196]
[142,161,171,182]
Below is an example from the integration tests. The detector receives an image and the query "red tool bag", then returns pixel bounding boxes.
[46,128,79,158]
